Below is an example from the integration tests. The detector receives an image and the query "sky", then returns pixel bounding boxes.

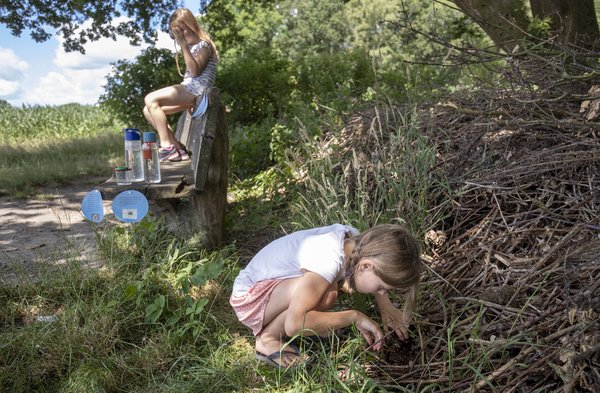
[0,1,199,107]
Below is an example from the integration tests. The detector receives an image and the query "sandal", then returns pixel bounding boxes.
[254,348,307,370]
[158,145,180,162]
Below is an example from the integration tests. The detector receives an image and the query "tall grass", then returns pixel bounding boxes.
[288,104,446,237]
[0,104,124,196]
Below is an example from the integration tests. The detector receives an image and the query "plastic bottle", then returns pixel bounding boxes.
[142,131,161,183]
[124,128,145,182]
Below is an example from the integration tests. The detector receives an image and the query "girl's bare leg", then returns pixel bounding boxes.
[144,85,195,147]
[256,278,339,366]
[143,107,177,138]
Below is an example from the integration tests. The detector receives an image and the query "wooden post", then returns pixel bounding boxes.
[157,94,228,249]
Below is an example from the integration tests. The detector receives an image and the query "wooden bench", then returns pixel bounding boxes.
[97,88,228,249]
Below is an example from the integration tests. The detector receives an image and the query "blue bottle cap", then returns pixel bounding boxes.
[143,132,157,143]
[124,128,141,141]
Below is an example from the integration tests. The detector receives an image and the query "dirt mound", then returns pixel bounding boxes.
[347,85,600,389]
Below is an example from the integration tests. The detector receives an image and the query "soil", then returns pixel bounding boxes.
[0,182,110,284]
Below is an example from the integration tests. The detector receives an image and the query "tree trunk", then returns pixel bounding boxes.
[530,0,600,49]
[451,0,530,53]
[452,0,600,51]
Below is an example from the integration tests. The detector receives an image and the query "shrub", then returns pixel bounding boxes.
[99,47,181,128]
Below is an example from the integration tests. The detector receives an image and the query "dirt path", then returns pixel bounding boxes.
[0,183,110,283]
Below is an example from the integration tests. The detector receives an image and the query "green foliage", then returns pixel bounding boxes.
[101,219,229,338]
[201,0,283,57]
[0,0,180,52]
[206,0,490,180]
[229,120,274,179]
[99,47,181,128]
[0,216,245,392]
[218,48,293,125]
[293,49,375,110]
[273,0,349,57]
[527,16,553,40]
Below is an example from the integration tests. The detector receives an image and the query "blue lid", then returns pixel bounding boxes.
[143,132,157,143]
[112,190,149,223]
[81,189,104,223]
[124,128,141,141]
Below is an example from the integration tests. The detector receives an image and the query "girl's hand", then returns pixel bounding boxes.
[171,27,186,44]
[355,314,384,351]
[380,306,410,340]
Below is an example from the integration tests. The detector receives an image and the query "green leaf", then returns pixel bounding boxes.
[123,284,138,299]
[144,295,165,324]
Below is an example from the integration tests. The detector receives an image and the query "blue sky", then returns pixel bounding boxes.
[0,1,199,106]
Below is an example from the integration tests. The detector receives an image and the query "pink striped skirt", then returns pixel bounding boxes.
[230,278,284,336]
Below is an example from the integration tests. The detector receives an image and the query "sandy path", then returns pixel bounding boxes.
[0,183,110,283]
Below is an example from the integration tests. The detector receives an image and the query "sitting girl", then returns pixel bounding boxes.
[143,8,218,162]
[230,223,423,368]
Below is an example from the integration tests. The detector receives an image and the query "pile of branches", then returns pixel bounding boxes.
[366,51,600,391]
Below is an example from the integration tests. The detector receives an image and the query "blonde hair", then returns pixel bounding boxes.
[344,224,422,318]
[169,8,219,75]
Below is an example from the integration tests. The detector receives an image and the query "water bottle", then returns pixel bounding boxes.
[124,128,145,182]
[142,131,161,183]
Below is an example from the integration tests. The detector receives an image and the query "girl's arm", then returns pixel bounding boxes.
[180,43,211,77]
[285,271,385,350]
[374,284,417,340]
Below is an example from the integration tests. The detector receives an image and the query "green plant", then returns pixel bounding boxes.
[99,47,180,128]
[289,104,443,237]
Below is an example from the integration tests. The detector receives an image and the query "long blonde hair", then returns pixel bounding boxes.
[344,224,422,317]
[169,8,219,75]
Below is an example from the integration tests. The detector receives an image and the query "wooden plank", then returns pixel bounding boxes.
[188,88,221,190]
[97,161,196,200]
[175,110,192,149]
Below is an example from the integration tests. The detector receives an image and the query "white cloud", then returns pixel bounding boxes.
[54,17,149,70]
[21,67,111,105]
[23,29,175,105]
[4,18,176,106]
[0,47,29,79]
[0,80,20,96]
[155,31,175,50]
[0,47,29,99]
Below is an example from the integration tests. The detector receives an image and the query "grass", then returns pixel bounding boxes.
[288,105,445,236]
[0,104,124,196]
[0,101,450,391]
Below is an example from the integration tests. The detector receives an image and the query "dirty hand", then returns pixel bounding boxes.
[380,306,410,340]
[355,315,384,351]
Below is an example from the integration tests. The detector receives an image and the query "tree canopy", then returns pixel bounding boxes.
[0,0,209,52]
[2,0,598,55]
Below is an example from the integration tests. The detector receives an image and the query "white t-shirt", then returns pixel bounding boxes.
[231,224,359,297]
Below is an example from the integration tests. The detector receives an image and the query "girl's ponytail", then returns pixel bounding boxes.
[402,282,419,324]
